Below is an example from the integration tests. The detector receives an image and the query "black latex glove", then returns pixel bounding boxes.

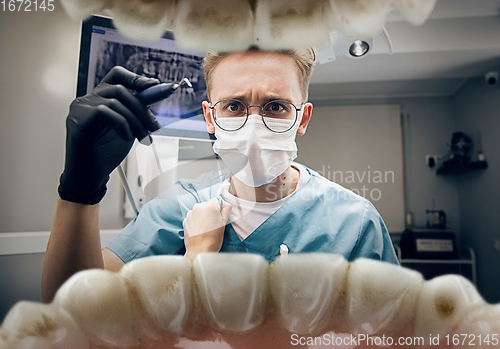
[58,66,161,205]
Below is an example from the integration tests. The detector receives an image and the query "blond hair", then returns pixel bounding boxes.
[204,47,315,102]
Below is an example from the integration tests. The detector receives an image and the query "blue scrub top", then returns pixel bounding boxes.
[107,164,399,264]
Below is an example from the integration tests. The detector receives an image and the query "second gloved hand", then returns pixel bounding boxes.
[183,198,232,260]
[58,66,161,205]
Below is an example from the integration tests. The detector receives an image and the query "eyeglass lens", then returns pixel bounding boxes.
[213,99,298,133]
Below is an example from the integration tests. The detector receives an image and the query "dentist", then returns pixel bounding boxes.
[42,47,398,303]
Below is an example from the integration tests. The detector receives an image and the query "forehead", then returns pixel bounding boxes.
[210,51,302,103]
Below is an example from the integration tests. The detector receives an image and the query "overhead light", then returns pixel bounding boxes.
[315,28,393,65]
[349,40,370,57]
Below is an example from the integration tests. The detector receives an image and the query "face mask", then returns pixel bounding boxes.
[212,114,301,187]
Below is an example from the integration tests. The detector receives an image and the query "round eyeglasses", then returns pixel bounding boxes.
[210,99,302,133]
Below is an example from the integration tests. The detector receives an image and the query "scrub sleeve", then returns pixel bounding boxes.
[106,198,186,263]
[348,202,399,264]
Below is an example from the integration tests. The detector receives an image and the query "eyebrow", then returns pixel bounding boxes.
[220,93,293,105]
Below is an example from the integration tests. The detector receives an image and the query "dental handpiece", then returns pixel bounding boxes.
[135,78,192,106]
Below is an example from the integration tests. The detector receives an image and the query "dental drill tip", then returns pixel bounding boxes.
[172,78,192,91]
[182,77,193,88]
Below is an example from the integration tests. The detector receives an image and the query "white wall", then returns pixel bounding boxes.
[296,105,406,233]
[0,6,128,233]
[309,96,461,234]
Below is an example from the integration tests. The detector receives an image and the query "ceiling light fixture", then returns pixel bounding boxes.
[349,40,370,57]
[315,27,393,64]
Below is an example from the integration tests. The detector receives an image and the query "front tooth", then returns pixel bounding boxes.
[0,301,89,349]
[329,0,392,39]
[346,258,424,336]
[173,0,254,52]
[414,274,486,338]
[110,0,175,42]
[269,253,348,335]
[120,256,192,333]
[254,0,333,50]
[53,269,136,347]
[193,253,268,332]
[452,304,500,348]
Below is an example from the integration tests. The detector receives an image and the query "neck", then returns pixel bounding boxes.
[229,166,300,202]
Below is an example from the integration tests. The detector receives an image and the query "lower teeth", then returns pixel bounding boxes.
[2,253,496,347]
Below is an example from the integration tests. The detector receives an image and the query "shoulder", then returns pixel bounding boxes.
[295,162,373,206]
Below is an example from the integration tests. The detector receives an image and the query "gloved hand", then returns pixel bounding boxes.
[183,198,232,260]
[58,66,161,205]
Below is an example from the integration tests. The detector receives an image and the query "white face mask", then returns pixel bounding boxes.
[213,114,301,187]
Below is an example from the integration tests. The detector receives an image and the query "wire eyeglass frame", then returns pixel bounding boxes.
[209,99,303,133]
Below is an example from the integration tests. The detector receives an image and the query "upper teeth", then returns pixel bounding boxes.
[1,253,498,348]
[59,0,437,51]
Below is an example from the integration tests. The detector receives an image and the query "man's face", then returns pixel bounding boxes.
[202,50,313,135]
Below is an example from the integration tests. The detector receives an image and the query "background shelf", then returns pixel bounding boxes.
[437,160,488,175]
